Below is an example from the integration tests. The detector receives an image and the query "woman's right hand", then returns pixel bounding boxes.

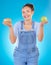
[3,18,16,43]
[3,18,12,27]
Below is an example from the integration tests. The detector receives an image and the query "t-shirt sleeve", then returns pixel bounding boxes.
[13,22,20,38]
[34,22,40,36]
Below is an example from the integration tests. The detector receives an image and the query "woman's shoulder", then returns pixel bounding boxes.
[33,21,40,30]
[14,21,22,27]
[14,21,24,29]
[14,21,21,25]
[33,21,40,27]
[34,21,40,25]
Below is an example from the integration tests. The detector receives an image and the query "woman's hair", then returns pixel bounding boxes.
[23,3,34,11]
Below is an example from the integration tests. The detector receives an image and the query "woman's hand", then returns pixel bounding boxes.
[3,18,12,27]
[40,16,48,26]
[38,20,48,41]
[40,21,48,26]
[3,18,16,43]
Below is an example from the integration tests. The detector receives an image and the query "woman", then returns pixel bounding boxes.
[3,3,47,65]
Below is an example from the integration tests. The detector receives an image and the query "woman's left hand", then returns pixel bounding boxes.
[40,21,48,26]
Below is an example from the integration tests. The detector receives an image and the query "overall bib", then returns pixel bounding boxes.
[13,21,39,65]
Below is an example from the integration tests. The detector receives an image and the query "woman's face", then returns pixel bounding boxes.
[22,6,34,20]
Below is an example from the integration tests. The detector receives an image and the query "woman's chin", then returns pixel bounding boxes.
[24,18,30,21]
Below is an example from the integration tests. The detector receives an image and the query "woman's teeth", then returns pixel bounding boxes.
[24,16,28,18]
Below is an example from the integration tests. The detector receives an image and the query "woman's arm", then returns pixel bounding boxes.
[3,18,16,44]
[38,23,44,41]
[9,26,16,44]
[38,21,48,42]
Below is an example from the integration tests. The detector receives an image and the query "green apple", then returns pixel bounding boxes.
[41,16,48,22]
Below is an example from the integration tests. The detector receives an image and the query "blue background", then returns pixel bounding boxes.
[0,0,51,65]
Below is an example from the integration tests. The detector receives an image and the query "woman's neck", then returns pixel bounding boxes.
[24,19,32,25]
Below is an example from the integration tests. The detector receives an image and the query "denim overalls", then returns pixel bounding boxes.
[13,21,39,65]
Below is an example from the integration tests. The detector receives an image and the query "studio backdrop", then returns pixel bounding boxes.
[0,0,51,65]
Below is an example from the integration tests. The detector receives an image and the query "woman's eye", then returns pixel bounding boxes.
[23,11,25,14]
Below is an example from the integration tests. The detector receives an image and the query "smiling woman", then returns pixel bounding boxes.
[2,3,48,65]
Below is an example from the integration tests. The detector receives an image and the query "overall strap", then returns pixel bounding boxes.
[21,21,23,30]
[32,22,34,29]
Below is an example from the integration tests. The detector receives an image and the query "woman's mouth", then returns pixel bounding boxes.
[24,15,29,18]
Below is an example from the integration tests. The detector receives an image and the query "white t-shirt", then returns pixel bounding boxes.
[14,21,40,38]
